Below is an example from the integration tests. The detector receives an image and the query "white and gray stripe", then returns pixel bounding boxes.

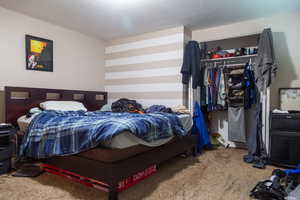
[104,26,186,107]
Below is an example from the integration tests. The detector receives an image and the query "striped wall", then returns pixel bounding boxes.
[104,27,186,107]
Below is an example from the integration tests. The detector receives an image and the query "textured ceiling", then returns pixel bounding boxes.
[0,0,299,40]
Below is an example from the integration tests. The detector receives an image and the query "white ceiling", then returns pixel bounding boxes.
[0,0,300,40]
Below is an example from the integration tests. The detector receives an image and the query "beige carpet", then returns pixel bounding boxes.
[0,148,276,200]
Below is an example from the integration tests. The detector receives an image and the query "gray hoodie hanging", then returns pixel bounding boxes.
[254,28,277,92]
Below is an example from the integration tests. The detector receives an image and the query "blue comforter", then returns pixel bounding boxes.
[20,111,186,159]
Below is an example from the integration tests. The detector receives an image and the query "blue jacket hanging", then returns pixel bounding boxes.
[192,102,211,152]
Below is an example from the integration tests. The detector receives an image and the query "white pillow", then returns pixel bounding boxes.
[40,101,87,111]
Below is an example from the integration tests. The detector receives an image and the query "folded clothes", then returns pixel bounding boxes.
[230,90,244,96]
[228,102,244,107]
[229,82,244,90]
[229,76,244,85]
[229,69,244,75]
[228,96,244,107]
[228,96,244,101]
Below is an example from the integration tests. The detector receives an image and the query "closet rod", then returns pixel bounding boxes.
[205,63,246,69]
[201,54,257,62]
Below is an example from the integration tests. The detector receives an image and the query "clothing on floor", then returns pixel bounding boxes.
[181,41,206,89]
[228,107,246,143]
[12,164,43,178]
[255,28,277,92]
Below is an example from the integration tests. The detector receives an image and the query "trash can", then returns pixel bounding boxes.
[0,125,16,175]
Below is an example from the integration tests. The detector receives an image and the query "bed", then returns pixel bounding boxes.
[5,86,197,200]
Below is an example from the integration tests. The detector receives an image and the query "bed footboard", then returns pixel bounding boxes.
[42,135,197,200]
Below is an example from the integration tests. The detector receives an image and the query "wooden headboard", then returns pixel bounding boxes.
[4,86,107,125]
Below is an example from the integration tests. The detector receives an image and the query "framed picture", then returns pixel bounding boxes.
[25,35,53,72]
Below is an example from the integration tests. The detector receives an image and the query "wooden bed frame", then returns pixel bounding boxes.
[5,86,197,200]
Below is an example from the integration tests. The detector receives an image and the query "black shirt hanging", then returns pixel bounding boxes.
[181,41,206,89]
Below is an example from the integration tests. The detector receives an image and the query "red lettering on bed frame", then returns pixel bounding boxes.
[41,163,157,192]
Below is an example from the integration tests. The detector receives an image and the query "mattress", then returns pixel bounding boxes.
[77,135,191,163]
[17,113,192,149]
[101,114,192,149]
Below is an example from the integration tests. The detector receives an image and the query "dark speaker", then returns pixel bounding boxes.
[271,113,300,132]
[269,130,300,168]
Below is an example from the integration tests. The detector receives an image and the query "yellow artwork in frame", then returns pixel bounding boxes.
[26,35,53,72]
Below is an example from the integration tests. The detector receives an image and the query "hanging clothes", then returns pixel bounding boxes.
[205,64,227,111]
[228,107,246,143]
[192,102,211,153]
[202,66,209,106]
[243,28,275,168]
[244,62,257,109]
[255,28,277,92]
[208,67,216,111]
[217,67,227,107]
[207,67,213,111]
[181,41,207,89]
[244,98,268,169]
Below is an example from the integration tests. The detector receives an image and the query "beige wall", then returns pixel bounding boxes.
[192,11,300,109]
[104,26,185,107]
[0,7,105,122]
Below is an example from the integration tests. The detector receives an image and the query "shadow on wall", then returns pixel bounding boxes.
[0,90,4,123]
[270,32,297,109]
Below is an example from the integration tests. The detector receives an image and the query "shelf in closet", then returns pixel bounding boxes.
[201,54,258,62]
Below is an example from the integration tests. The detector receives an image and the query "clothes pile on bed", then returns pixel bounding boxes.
[19,99,192,159]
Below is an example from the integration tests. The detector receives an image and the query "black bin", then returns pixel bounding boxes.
[0,159,11,175]
[269,130,300,168]
[0,127,15,147]
[0,143,14,175]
